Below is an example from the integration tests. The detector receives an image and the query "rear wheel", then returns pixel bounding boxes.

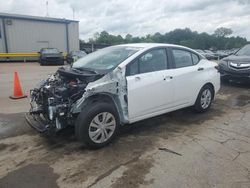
[75,101,119,149]
[194,85,213,113]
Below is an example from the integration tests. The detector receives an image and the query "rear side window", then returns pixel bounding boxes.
[172,49,200,68]
[126,48,168,76]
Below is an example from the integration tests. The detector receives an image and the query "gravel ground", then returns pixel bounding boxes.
[0,63,250,188]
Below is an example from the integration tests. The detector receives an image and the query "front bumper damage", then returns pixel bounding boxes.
[25,107,71,134]
[25,66,129,134]
[25,112,50,133]
[25,88,73,134]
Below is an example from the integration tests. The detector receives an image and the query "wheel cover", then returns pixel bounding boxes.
[200,89,212,109]
[88,112,116,144]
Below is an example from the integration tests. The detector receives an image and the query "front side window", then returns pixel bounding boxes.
[172,49,193,68]
[126,59,139,76]
[126,48,168,76]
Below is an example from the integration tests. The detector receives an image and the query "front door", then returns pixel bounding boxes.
[126,48,174,122]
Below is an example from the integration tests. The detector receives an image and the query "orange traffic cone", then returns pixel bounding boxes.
[9,72,27,99]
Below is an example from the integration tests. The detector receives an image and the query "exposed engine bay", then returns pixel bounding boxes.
[28,66,103,132]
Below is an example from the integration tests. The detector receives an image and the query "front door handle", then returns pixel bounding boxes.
[164,76,173,81]
[198,67,204,71]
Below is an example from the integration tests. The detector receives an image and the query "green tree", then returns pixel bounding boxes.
[85,28,248,50]
[214,27,233,37]
[125,34,133,43]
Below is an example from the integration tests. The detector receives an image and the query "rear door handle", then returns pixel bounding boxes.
[197,67,204,71]
[135,76,141,81]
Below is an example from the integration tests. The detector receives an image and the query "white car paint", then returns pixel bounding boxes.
[171,59,220,106]
[74,43,220,124]
[127,69,175,120]
[118,43,220,123]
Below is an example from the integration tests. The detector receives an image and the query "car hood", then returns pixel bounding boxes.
[57,66,104,83]
[223,55,250,63]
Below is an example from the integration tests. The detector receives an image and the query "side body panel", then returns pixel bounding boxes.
[171,60,217,106]
[127,69,174,121]
[71,45,220,125]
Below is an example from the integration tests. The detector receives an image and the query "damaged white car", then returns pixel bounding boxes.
[26,43,220,148]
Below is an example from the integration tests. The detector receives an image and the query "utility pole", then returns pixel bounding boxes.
[46,1,49,17]
[72,7,75,19]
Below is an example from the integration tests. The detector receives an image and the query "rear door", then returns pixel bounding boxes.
[126,48,175,121]
[170,48,206,106]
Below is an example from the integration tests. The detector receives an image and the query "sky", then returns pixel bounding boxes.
[0,0,250,41]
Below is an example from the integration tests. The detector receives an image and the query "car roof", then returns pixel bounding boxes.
[116,43,192,49]
[41,48,58,50]
[116,43,202,57]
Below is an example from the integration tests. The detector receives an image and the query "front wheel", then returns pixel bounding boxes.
[75,102,120,149]
[194,85,213,113]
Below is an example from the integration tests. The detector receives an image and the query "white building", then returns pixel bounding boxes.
[0,13,79,53]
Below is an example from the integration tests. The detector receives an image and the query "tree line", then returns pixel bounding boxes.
[82,27,248,50]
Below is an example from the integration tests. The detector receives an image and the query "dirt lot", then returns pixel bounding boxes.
[0,63,250,188]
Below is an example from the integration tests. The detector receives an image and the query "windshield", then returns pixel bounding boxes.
[71,51,86,56]
[236,45,250,56]
[205,50,213,54]
[42,49,59,54]
[73,46,140,71]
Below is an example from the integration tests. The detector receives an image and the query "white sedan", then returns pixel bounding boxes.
[28,43,220,148]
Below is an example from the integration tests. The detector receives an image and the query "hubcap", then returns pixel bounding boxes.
[88,112,116,144]
[201,89,212,109]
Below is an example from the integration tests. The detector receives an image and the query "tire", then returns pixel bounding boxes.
[40,60,45,66]
[194,85,214,113]
[75,101,120,149]
[59,60,64,65]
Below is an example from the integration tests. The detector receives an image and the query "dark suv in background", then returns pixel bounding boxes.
[219,44,250,82]
[38,48,64,66]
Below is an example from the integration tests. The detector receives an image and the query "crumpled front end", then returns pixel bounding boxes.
[26,67,100,133]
